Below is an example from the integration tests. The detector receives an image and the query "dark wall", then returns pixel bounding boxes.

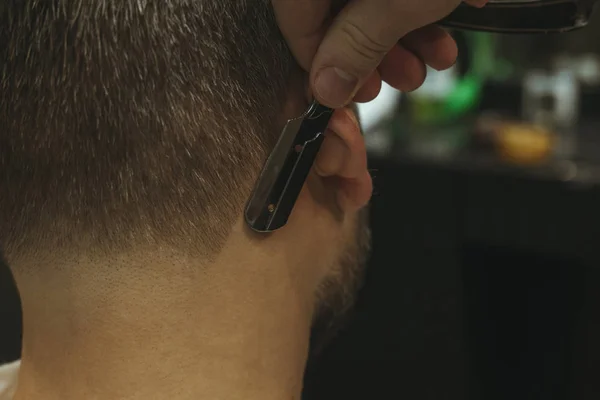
[303,156,600,400]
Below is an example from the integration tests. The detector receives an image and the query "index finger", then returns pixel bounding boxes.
[271,0,332,72]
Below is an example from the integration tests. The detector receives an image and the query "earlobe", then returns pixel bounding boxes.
[337,169,373,212]
[314,107,372,212]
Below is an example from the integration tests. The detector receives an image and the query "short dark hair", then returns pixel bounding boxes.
[0,1,295,259]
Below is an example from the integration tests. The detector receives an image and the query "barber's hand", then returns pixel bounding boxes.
[273,0,487,108]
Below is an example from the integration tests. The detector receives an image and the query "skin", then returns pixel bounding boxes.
[10,75,372,400]
[273,0,488,108]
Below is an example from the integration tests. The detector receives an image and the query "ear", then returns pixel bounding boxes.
[313,107,373,212]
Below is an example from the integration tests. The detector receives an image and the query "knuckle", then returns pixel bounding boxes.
[339,20,390,69]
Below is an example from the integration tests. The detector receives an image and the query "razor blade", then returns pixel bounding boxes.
[245,101,334,233]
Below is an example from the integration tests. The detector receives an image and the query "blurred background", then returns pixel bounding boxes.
[3,11,600,400]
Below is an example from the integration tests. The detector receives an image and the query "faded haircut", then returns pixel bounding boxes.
[0,1,295,259]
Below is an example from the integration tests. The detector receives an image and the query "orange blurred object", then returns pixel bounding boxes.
[496,123,554,165]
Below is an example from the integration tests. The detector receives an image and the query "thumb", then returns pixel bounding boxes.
[310,0,459,108]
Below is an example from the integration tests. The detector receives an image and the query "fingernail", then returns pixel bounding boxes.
[315,67,358,108]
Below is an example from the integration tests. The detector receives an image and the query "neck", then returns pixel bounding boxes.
[11,241,315,400]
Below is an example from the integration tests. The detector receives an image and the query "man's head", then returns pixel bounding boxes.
[0,1,372,386]
[0,0,295,257]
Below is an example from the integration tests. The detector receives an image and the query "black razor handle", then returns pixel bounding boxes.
[440,0,598,33]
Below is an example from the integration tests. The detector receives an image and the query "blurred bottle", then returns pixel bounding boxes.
[522,68,580,160]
